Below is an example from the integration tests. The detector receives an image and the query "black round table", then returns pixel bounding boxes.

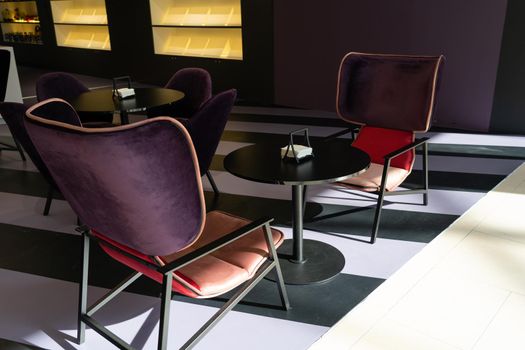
[223,139,371,284]
[69,87,185,124]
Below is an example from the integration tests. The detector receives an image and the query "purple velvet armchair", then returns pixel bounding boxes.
[36,72,113,126]
[148,67,212,120]
[24,98,289,350]
[182,89,237,196]
[0,102,59,215]
[0,49,26,159]
[328,52,445,243]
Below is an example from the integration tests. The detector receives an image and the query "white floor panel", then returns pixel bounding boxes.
[413,154,522,175]
[210,170,484,216]
[426,132,525,147]
[0,192,77,234]
[276,226,426,279]
[0,268,327,350]
[308,164,525,350]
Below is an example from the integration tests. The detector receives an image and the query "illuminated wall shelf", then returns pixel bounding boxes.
[50,0,110,50]
[150,0,243,60]
[0,1,42,44]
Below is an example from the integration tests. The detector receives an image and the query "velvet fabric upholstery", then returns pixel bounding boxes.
[148,68,212,119]
[0,49,10,101]
[27,98,82,126]
[337,53,445,132]
[184,89,237,176]
[25,105,205,256]
[36,72,113,124]
[0,102,56,186]
[351,126,414,170]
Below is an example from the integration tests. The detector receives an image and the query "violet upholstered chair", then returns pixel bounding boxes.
[181,89,237,196]
[24,98,289,350]
[0,102,61,215]
[148,67,212,120]
[0,49,26,159]
[36,72,113,126]
[329,52,445,244]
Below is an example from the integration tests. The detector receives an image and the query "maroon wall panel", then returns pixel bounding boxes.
[274,0,507,131]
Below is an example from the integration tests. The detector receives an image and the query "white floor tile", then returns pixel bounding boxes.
[352,317,462,350]
[474,292,525,350]
[387,270,509,349]
[435,231,525,294]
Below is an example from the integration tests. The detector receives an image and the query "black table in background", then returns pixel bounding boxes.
[70,87,184,124]
[224,139,370,284]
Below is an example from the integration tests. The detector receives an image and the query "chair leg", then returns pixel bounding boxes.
[263,224,290,310]
[77,231,90,344]
[181,260,277,350]
[13,138,26,161]
[43,185,54,216]
[370,162,390,244]
[422,141,429,205]
[206,170,219,196]
[158,273,173,350]
[371,190,386,244]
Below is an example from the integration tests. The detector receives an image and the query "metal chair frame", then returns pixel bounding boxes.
[304,127,430,244]
[77,217,290,350]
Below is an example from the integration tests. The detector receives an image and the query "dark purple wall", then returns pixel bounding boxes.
[274,0,507,131]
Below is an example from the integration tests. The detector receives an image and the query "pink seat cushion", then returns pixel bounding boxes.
[97,211,284,299]
[159,211,284,298]
[352,126,415,171]
[338,162,410,192]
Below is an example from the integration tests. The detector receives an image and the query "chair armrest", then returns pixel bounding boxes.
[157,216,274,275]
[384,137,429,161]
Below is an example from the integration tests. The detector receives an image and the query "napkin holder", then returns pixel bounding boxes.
[281,128,314,163]
[112,76,135,100]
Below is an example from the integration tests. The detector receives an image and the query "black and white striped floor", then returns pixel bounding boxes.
[0,68,524,349]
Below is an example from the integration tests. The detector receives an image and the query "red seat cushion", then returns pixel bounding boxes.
[352,126,415,171]
[95,211,284,299]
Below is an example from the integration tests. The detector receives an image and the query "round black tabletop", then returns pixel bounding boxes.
[69,87,185,114]
[223,139,371,186]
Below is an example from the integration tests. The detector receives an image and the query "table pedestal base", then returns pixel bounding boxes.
[266,239,345,285]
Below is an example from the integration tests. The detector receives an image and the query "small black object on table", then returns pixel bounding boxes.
[223,138,371,285]
[69,87,184,125]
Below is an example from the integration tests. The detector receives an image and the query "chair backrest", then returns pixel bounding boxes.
[25,99,206,256]
[185,89,236,175]
[27,98,82,126]
[36,72,89,102]
[337,52,445,132]
[0,49,10,101]
[165,68,212,118]
[0,102,55,186]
